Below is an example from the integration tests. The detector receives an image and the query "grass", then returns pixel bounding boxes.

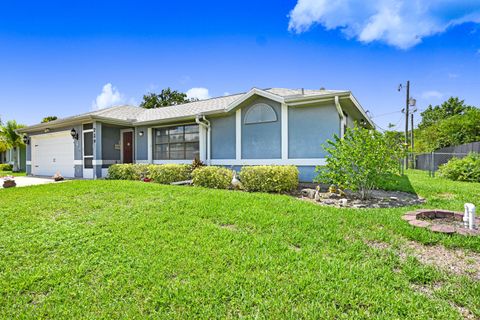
[0,170,479,318]
[0,170,26,177]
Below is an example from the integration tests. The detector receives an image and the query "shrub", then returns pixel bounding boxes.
[107,164,191,183]
[439,153,480,182]
[192,166,233,189]
[0,164,13,171]
[315,126,404,199]
[148,164,192,184]
[240,165,299,193]
[107,164,147,180]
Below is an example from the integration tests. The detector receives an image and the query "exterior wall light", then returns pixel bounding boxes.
[70,128,79,140]
[139,131,144,137]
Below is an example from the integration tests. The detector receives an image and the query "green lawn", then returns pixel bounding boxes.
[0,170,479,319]
[0,170,26,177]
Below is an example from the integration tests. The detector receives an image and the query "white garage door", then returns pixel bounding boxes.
[31,131,75,178]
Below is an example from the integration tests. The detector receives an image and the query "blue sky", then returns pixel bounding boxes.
[0,0,479,130]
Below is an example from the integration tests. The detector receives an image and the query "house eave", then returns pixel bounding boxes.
[18,116,134,134]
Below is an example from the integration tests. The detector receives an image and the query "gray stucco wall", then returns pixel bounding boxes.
[288,104,340,158]
[241,98,281,159]
[211,113,236,159]
[102,125,121,161]
[136,126,148,161]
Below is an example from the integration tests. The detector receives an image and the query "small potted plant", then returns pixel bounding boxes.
[3,176,16,188]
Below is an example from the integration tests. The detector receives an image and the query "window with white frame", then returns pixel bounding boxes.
[244,103,277,124]
[154,124,199,160]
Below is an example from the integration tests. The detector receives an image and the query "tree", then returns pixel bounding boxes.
[314,126,405,199]
[140,88,192,109]
[42,116,58,123]
[419,97,474,129]
[0,120,25,171]
[415,108,480,152]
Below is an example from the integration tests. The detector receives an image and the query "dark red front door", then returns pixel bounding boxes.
[123,132,133,164]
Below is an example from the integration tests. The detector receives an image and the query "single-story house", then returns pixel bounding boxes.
[18,88,373,182]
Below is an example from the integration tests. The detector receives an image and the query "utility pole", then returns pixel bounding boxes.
[398,81,410,169]
[411,113,414,168]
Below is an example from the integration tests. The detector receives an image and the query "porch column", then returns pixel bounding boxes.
[199,124,207,163]
[281,102,288,160]
[93,122,102,179]
[147,128,153,164]
[236,109,241,161]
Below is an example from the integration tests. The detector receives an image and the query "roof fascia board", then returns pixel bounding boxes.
[18,115,135,133]
[18,115,94,133]
[345,93,375,128]
[225,88,285,112]
[285,92,349,105]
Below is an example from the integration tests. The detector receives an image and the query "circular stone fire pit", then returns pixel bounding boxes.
[403,209,480,236]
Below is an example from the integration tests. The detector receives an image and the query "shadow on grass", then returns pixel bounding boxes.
[378,174,417,194]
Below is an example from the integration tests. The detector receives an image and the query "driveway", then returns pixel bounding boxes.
[0,176,62,189]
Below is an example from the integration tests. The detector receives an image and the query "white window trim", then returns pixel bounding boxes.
[235,109,241,160]
[281,103,288,160]
[151,124,200,162]
[243,103,277,125]
[210,158,326,166]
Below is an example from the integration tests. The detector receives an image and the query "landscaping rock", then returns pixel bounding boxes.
[301,188,316,199]
[323,192,341,199]
[298,187,424,209]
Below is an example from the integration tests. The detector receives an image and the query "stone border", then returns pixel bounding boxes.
[403,209,480,236]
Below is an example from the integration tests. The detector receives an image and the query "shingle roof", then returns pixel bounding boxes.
[134,88,348,123]
[136,93,244,123]
[20,88,357,132]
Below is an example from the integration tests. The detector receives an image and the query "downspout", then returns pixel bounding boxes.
[195,115,211,164]
[334,96,345,138]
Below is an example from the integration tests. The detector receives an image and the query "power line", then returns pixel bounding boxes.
[370,110,403,119]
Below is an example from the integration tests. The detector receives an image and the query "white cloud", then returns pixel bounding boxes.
[186,87,211,100]
[288,0,480,49]
[92,83,125,110]
[421,90,443,100]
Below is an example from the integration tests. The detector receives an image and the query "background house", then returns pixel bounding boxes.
[18,88,373,182]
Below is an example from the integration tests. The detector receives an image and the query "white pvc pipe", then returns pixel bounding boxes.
[464,203,476,230]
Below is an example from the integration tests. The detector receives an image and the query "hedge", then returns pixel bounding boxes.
[148,164,192,184]
[192,166,233,189]
[239,165,299,193]
[0,164,13,171]
[106,164,147,181]
[438,153,480,182]
[107,164,192,184]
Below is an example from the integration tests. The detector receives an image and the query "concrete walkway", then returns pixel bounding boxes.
[0,176,61,189]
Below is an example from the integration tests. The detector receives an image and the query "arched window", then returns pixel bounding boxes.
[244,103,277,124]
